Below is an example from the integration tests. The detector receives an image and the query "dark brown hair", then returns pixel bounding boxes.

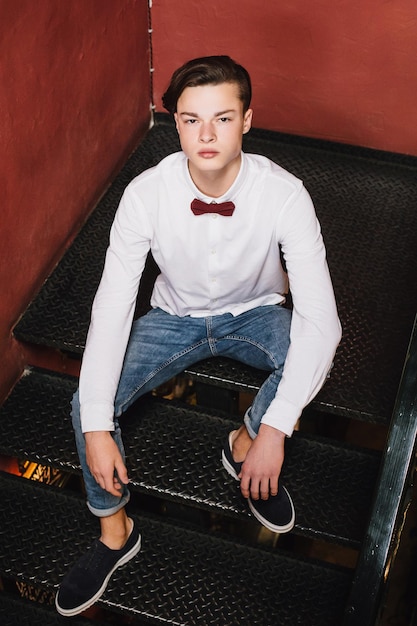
[162,55,252,114]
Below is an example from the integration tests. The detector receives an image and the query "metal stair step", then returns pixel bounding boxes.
[0,590,111,626]
[0,471,353,626]
[0,367,381,547]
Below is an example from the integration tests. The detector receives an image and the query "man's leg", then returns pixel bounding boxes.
[71,308,213,518]
[57,309,213,615]
[213,305,295,533]
[212,304,292,434]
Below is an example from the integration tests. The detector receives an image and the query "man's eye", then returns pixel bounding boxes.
[219,117,230,123]
[185,119,197,124]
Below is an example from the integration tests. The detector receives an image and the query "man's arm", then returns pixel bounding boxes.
[79,187,152,492]
[239,185,341,499]
[79,189,152,435]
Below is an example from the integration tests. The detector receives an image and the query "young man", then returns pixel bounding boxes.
[56,55,341,617]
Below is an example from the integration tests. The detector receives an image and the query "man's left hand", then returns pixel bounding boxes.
[239,424,286,500]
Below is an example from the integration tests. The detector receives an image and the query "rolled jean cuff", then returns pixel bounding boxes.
[87,489,131,518]
[243,408,257,440]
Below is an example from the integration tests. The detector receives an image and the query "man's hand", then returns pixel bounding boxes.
[239,424,286,501]
[85,431,129,497]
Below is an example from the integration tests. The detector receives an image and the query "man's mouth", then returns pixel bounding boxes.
[198,150,219,158]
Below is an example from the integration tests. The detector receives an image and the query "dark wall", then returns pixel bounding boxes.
[0,0,151,401]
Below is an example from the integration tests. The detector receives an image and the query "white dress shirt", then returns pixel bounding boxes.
[79,151,341,435]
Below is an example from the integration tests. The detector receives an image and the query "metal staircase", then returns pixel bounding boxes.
[1,114,417,625]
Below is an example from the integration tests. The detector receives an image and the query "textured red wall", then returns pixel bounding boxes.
[0,0,151,401]
[151,0,417,156]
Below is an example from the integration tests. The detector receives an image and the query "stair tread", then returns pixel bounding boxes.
[0,367,381,547]
[0,471,352,626]
[0,591,109,626]
[13,115,417,424]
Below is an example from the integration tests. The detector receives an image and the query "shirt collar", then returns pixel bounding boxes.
[183,152,247,203]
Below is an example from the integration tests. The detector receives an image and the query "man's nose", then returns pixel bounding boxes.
[199,122,216,142]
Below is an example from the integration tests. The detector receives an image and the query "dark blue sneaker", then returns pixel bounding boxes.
[221,430,242,479]
[55,518,141,617]
[222,431,295,534]
[248,485,295,534]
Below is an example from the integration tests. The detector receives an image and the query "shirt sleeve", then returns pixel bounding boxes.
[78,186,152,433]
[260,185,342,436]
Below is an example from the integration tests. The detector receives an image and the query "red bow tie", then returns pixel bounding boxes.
[191,198,235,216]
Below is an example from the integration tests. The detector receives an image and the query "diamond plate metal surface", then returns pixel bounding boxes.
[0,368,380,547]
[0,591,108,626]
[0,472,352,626]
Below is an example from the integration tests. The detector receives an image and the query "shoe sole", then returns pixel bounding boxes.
[221,449,240,480]
[55,532,142,617]
[221,431,240,480]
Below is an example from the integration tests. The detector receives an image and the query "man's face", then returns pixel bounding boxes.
[174,82,252,187]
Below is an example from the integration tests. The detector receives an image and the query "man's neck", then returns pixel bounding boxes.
[188,157,241,198]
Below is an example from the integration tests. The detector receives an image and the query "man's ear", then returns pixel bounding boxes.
[243,108,253,134]
[174,112,179,133]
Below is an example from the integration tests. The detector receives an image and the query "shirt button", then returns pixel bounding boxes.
[212,214,218,220]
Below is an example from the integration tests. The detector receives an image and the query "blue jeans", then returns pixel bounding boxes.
[71,305,291,517]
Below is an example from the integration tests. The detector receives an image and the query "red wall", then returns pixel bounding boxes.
[152,0,417,156]
[0,0,151,401]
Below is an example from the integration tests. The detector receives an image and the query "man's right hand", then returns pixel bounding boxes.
[84,430,129,497]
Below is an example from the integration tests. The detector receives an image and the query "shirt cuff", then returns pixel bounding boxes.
[260,396,302,437]
[80,402,115,433]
